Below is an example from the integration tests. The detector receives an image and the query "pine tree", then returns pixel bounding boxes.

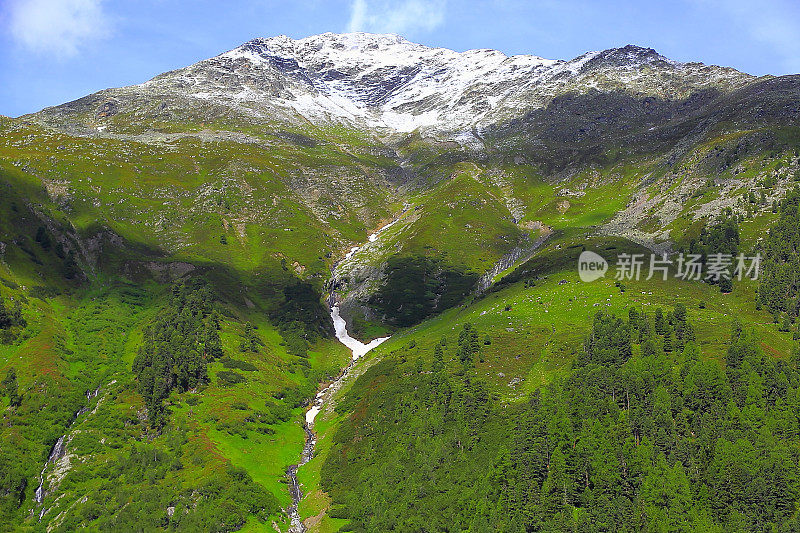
[654,308,665,335]
[542,447,570,513]
[674,303,687,324]
[639,454,691,531]
[133,282,217,426]
[204,327,223,359]
[433,343,444,373]
[663,324,674,352]
[2,368,20,407]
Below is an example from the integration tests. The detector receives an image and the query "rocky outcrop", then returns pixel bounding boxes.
[30,34,755,144]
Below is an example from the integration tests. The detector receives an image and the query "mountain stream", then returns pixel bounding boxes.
[286,220,395,532]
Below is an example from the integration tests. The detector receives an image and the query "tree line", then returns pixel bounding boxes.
[322,307,800,532]
[133,282,223,427]
[759,187,800,327]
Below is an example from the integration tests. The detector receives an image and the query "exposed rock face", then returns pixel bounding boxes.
[14,33,800,306]
[30,33,754,142]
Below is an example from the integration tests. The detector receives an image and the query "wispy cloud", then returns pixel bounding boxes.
[347,0,446,36]
[6,0,111,58]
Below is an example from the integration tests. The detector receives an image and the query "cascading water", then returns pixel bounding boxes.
[285,305,390,532]
[342,214,404,261]
[34,386,102,518]
[34,436,65,504]
[285,213,401,531]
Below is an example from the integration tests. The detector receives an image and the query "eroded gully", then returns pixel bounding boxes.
[285,305,389,532]
[286,220,395,532]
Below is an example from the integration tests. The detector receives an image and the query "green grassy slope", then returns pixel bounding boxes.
[310,235,799,531]
[0,79,798,532]
[0,134,356,529]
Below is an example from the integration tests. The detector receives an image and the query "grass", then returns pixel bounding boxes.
[1,109,798,530]
[0,257,355,531]
[291,234,797,529]
[0,120,400,284]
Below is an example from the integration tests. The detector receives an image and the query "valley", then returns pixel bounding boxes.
[0,32,799,532]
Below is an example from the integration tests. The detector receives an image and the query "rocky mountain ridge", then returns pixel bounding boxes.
[31,32,754,143]
[7,33,799,325]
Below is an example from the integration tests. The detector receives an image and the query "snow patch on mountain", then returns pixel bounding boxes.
[61,32,755,141]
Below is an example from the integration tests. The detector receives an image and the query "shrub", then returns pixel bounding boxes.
[221,357,258,371]
[217,371,246,387]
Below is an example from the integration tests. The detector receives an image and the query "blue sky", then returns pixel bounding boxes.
[1,0,799,117]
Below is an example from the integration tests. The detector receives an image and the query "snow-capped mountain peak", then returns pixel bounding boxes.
[212,35,751,135]
[56,33,755,140]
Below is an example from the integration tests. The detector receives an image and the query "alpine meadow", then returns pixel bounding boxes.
[1,27,800,533]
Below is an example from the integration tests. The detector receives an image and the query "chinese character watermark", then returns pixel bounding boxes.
[577,251,761,283]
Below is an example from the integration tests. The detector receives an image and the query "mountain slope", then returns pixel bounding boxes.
[0,33,799,532]
[17,35,800,325]
[31,34,753,139]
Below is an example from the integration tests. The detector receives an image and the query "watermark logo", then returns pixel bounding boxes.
[578,251,609,282]
[578,251,761,282]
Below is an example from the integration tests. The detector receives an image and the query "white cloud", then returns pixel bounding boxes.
[6,0,111,57]
[347,0,446,36]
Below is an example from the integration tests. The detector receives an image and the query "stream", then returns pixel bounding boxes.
[343,214,404,261]
[286,306,390,532]
[34,386,102,519]
[285,214,401,531]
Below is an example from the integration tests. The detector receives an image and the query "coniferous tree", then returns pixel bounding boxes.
[759,187,800,315]
[133,282,218,427]
[0,297,10,329]
[433,343,444,373]
[654,308,665,335]
[322,306,800,531]
[2,368,20,407]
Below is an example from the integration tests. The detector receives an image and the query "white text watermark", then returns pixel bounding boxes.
[578,251,760,283]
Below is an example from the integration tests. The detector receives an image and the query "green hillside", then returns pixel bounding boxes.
[0,57,799,532]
